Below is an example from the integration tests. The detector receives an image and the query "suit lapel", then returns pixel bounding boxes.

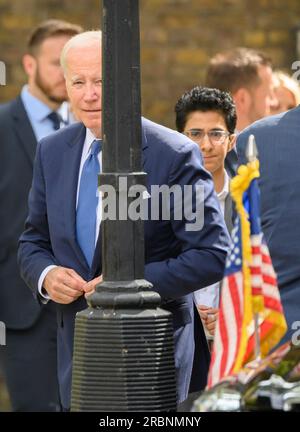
[11,97,37,166]
[63,124,90,268]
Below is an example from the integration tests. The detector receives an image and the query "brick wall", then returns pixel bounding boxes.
[140,0,300,128]
[0,0,102,101]
[1,0,300,128]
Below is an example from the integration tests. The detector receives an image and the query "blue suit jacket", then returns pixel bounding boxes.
[237,107,300,342]
[19,118,229,408]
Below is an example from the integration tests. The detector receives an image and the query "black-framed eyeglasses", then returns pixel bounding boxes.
[184,129,230,145]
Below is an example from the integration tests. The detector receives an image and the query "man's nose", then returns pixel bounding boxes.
[200,133,213,151]
[84,83,100,101]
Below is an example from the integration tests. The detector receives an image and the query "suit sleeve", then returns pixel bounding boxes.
[236,129,251,165]
[144,143,230,299]
[18,142,57,298]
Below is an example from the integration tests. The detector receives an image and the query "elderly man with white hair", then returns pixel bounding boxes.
[18,31,229,410]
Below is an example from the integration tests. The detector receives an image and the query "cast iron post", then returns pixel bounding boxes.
[71,0,177,412]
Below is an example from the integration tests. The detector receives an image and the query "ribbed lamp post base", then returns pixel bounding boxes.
[71,297,177,411]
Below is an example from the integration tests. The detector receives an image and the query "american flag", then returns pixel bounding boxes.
[244,179,287,362]
[207,173,287,389]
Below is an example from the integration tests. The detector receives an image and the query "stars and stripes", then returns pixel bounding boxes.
[207,164,287,389]
[245,233,287,361]
[207,220,245,387]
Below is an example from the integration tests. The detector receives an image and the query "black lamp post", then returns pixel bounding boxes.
[71,0,177,412]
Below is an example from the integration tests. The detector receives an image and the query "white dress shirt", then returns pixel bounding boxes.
[38,128,102,299]
[21,85,73,140]
[193,170,229,309]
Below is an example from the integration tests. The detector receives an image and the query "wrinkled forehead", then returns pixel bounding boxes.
[65,48,101,76]
[67,41,101,59]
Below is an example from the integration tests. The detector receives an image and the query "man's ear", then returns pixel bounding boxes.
[233,87,251,114]
[22,54,37,79]
[227,133,237,152]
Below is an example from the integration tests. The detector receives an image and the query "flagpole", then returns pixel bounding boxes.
[254,313,261,359]
[246,135,261,361]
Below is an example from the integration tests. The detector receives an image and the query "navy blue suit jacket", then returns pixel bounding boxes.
[0,97,42,329]
[19,118,229,408]
[237,107,300,342]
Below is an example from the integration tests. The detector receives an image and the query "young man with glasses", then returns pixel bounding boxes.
[175,86,237,349]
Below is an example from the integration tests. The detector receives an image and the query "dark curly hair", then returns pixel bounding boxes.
[175,86,237,134]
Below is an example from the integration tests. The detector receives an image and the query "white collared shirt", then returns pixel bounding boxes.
[193,170,229,309]
[21,85,73,140]
[217,169,230,215]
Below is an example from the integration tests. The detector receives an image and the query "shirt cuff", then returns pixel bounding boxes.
[38,265,57,302]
